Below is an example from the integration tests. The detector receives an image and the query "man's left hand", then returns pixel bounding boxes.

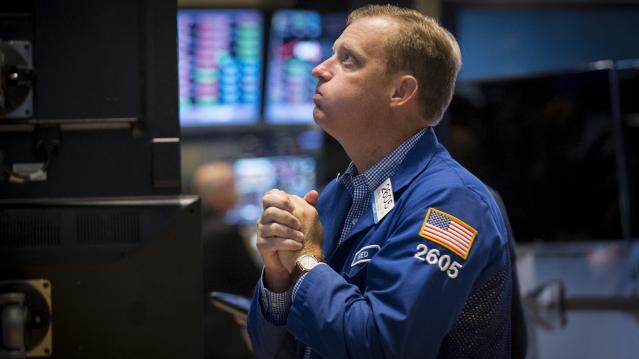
[278,190,324,273]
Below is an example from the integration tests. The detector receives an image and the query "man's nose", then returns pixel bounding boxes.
[311,58,333,81]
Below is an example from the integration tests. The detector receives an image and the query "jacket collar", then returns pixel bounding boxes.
[318,127,441,260]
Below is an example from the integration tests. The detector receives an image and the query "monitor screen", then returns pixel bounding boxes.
[445,68,623,241]
[264,10,345,124]
[178,9,263,127]
[228,155,316,224]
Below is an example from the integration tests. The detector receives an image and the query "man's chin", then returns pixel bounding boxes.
[312,107,327,126]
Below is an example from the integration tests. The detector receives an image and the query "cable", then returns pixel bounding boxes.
[0,126,59,184]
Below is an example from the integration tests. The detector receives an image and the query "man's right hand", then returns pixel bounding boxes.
[278,191,323,273]
[256,189,305,292]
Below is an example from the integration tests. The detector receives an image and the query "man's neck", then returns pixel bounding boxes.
[343,125,425,174]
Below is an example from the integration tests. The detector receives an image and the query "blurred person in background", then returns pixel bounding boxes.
[193,161,260,358]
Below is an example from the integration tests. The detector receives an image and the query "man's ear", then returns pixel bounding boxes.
[390,75,418,108]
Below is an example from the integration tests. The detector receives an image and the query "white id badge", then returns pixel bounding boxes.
[372,178,395,224]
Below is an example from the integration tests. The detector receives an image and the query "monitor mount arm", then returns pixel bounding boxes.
[524,280,639,330]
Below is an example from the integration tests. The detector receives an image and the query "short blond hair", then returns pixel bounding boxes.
[348,5,462,124]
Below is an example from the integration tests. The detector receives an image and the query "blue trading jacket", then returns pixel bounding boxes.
[248,128,513,358]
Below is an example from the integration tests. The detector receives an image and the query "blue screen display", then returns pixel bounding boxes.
[227,155,316,224]
[178,9,263,126]
[264,10,345,124]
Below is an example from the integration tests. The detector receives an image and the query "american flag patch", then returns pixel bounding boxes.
[419,208,477,260]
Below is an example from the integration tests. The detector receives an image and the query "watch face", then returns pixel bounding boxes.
[299,255,318,270]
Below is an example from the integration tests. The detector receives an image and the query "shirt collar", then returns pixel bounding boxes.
[340,128,427,195]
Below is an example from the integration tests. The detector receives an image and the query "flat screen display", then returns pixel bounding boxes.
[445,68,622,241]
[228,155,316,224]
[178,9,263,127]
[264,10,345,124]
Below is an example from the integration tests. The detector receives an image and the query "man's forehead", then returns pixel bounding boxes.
[352,16,398,31]
[334,16,396,54]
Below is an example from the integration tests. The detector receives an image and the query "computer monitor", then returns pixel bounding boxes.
[178,9,263,127]
[264,10,345,124]
[445,66,623,241]
[227,155,317,224]
[0,196,204,359]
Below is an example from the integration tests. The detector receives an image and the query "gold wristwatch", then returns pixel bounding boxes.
[291,255,322,283]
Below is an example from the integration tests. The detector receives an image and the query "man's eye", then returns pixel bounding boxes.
[341,53,354,64]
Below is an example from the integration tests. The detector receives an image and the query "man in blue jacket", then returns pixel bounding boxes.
[249,5,513,358]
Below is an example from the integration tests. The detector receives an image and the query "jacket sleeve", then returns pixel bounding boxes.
[247,283,297,359]
[286,185,510,358]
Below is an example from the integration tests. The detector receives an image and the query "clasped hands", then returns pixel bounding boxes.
[256,189,323,292]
